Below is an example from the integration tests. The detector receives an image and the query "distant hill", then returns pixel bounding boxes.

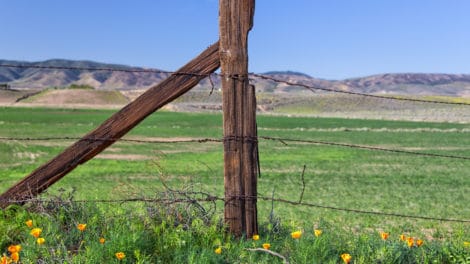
[263,71,312,78]
[0,59,170,90]
[1,59,470,97]
[257,71,470,97]
[342,73,470,97]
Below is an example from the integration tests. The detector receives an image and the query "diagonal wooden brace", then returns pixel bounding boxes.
[0,42,220,209]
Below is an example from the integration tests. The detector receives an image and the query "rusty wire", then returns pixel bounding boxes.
[1,135,469,161]
[249,73,470,106]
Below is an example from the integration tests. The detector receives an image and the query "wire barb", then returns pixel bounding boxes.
[298,165,306,203]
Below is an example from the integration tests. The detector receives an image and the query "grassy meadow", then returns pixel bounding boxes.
[1,106,470,263]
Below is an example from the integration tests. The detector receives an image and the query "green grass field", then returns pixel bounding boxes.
[1,107,469,232]
[1,107,470,262]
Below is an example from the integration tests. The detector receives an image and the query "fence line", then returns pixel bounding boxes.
[0,136,220,144]
[250,73,470,106]
[1,135,469,161]
[260,136,470,161]
[2,63,470,106]
[2,64,470,226]
[2,195,469,224]
[0,63,202,77]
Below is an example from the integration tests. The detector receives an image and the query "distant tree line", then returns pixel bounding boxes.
[49,84,95,90]
[68,84,95,90]
[0,83,11,90]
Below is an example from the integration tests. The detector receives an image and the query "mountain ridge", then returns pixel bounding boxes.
[1,59,469,97]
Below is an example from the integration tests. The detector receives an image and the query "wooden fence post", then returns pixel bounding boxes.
[219,0,258,238]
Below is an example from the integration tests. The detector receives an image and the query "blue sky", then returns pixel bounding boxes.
[1,0,469,80]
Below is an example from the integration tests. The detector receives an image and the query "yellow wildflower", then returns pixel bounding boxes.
[7,244,21,253]
[416,239,424,247]
[291,230,302,239]
[464,241,470,247]
[252,234,259,241]
[380,232,389,240]
[214,246,222,254]
[400,234,407,241]
[407,237,415,248]
[25,220,33,228]
[262,243,271,250]
[11,252,19,263]
[115,252,125,260]
[99,237,106,244]
[37,238,45,245]
[30,228,42,238]
[341,253,352,264]
[314,229,322,237]
[1,255,9,264]
[77,223,87,232]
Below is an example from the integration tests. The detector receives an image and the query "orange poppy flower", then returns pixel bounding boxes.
[30,228,42,238]
[380,232,389,240]
[115,252,125,260]
[37,238,46,245]
[416,239,424,247]
[11,252,19,263]
[1,255,9,264]
[77,224,87,232]
[341,253,352,263]
[314,229,322,237]
[407,237,415,248]
[291,230,302,239]
[7,244,21,253]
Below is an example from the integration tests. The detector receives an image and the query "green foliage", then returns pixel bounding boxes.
[67,84,95,90]
[1,199,469,263]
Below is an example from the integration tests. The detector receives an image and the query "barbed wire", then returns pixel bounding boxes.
[2,195,469,223]
[0,136,221,144]
[259,136,470,161]
[2,63,470,106]
[0,63,209,77]
[1,135,469,160]
[250,73,470,106]
[255,196,470,223]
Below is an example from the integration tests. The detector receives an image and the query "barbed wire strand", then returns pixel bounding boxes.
[0,136,221,144]
[259,136,470,161]
[2,63,470,106]
[1,136,469,160]
[255,196,470,223]
[2,195,469,223]
[250,73,470,106]
[0,63,210,77]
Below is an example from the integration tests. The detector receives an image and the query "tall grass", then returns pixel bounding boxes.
[1,192,469,263]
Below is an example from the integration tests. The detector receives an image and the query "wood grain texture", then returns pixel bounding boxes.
[219,0,258,237]
[0,42,220,208]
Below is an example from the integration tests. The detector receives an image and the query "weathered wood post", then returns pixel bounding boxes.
[219,0,258,238]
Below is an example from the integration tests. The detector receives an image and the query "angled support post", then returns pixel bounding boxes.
[0,42,220,209]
